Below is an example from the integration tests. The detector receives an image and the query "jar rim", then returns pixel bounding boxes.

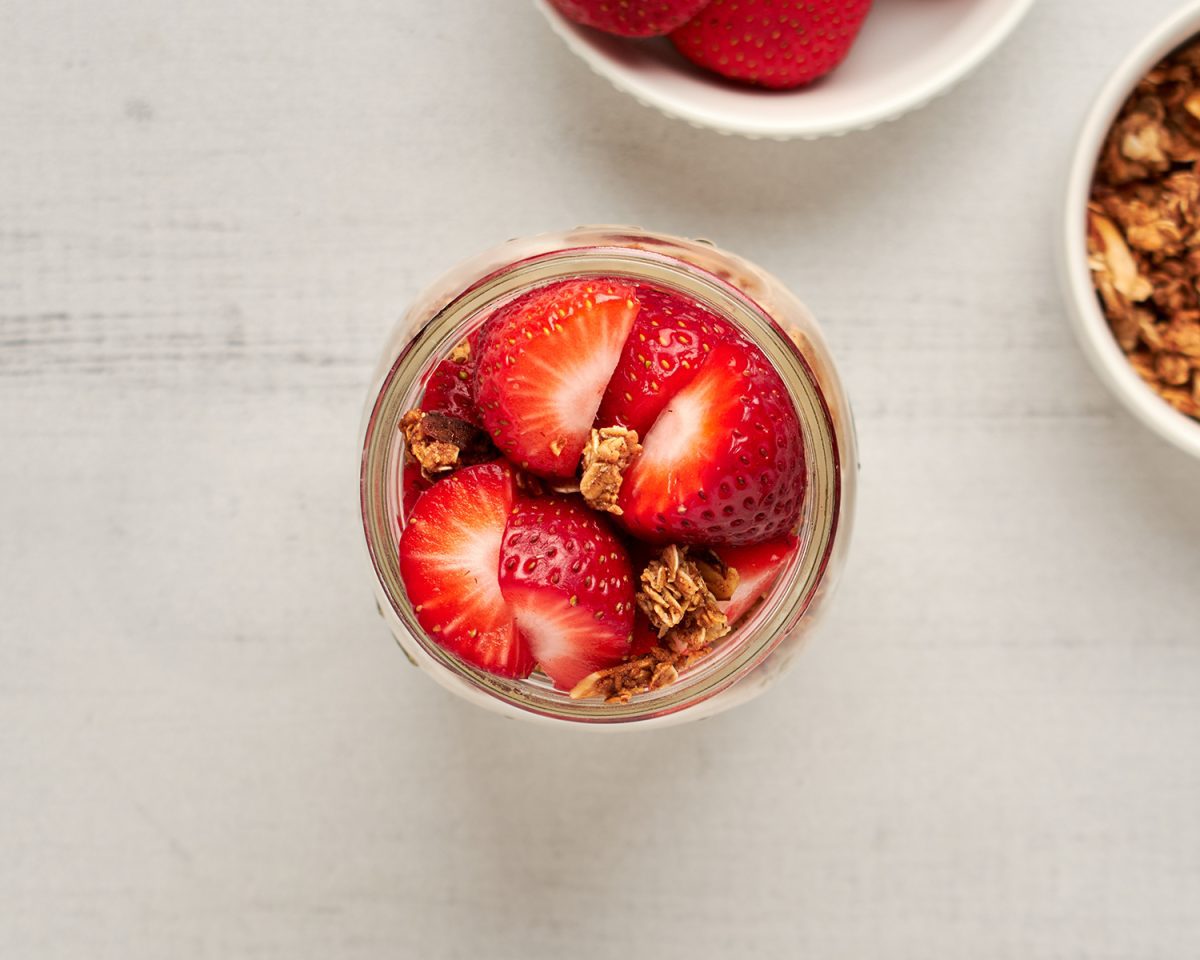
[360,229,847,724]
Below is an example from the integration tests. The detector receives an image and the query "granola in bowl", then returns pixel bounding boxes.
[1088,38,1200,422]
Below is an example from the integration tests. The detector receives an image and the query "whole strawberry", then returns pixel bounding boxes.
[670,0,873,90]
[551,0,713,38]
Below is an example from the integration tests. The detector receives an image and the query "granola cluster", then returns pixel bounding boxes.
[578,426,642,515]
[636,544,732,651]
[569,644,711,704]
[1089,40,1200,420]
[400,409,493,478]
[690,549,740,603]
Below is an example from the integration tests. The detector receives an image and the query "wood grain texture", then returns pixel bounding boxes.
[2,0,1200,957]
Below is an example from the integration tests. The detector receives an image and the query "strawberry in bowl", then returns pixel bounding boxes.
[536,0,1035,140]
[547,0,875,90]
[670,0,874,90]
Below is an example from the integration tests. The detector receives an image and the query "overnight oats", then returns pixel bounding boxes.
[359,227,856,726]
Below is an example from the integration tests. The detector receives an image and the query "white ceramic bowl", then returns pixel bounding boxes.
[1060,1,1200,461]
[535,0,1035,140]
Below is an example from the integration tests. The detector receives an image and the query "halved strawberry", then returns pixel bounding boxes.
[474,278,640,479]
[621,537,666,656]
[398,462,534,679]
[498,495,634,690]
[595,284,743,437]
[716,534,799,624]
[616,341,805,546]
[628,608,661,657]
[421,330,481,425]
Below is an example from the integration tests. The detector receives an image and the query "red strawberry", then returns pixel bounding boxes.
[398,462,535,679]
[400,461,432,519]
[474,278,640,479]
[498,495,634,690]
[670,0,873,90]
[595,284,744,437]
[550,0,713,37]
[716,534,798,624]
[421,330,481,425]
[628,609,661,656]
[616,340,805,546]
[621,537,668,656]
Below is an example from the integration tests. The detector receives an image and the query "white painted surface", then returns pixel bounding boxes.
[2,1,1199,956]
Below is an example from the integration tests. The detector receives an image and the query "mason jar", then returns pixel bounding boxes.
[359,226,857,727]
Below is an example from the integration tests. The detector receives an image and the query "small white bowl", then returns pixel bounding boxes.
[1060,1,1200,461]
[535,0,1035,140]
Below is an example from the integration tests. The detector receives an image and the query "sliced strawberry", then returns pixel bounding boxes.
[549,0,713,37]
[400,461,432,520]
[616,340,805,546]
[621,533,660,577]
[398,462,534,679]
[716,534,799,624]
[498,495,634,690]
[421,330,481,425]
[595,284,744,437]
[670,0,874,90]
[628,609,661,657]
[474,278,640,479]
[622,538,667,656]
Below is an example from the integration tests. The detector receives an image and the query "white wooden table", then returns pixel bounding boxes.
[3,1,1199,956]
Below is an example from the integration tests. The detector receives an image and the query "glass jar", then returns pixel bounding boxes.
[359,226,857,727]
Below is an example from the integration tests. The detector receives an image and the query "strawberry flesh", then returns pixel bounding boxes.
[628,609,661,657]
[421,330,481,425]
[717,534,799,625]
[595,284,744,437]
[550,0,714,37]
[398,462,534,679]
[670,0,874,90]
[616,340,805,546]
[498,495,634,690]
[474,278,640,479]
[400,461,432,520]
